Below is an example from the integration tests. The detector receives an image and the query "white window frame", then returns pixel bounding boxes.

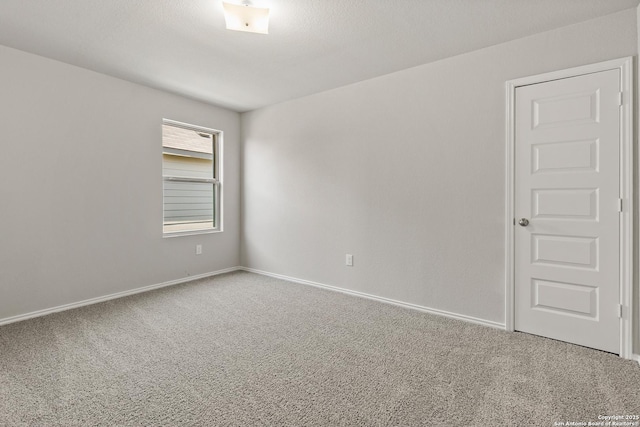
[162,118,223,238]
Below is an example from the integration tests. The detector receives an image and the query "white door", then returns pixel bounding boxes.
[514,69,621,353]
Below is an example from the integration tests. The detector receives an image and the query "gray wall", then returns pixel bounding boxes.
[241,9,638,325]
[0,45,240,321]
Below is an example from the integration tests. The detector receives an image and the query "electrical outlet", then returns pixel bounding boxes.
[196,244,202,255]
[346,254,353,266]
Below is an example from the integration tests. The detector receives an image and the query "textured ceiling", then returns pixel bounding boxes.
[0,0,638,112]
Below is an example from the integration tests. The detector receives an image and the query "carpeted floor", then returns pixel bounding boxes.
[0,271,638,426]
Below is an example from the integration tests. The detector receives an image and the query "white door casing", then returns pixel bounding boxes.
[505,58,633,359]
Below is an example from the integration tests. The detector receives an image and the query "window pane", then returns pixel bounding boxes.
[162,124,213,155]
[162,154,213,179]
[163,180,214,223]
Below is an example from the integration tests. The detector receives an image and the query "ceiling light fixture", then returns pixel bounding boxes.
[222,1,269,35]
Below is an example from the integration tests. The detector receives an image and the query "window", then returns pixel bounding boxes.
[162,119,221,236]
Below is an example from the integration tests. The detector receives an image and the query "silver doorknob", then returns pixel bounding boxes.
[518,218,529,227]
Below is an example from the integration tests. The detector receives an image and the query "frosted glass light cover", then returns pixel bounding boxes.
[223,2,269,34]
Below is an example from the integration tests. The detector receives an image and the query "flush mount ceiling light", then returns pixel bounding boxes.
[222,1,269,35]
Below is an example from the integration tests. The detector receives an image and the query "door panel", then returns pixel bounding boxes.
[532,234,598,269]
[532,139,598,173]
[532,188,598,219]
[532,90,599,128]
[532,278,598,318]
[514,69,620,353]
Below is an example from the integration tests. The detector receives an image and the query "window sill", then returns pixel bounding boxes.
[163,229,222,238]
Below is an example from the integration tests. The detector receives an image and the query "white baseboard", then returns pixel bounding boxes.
[0,266,241,326]
[240,267,505,330]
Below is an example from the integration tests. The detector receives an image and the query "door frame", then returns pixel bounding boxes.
[504,57,634,360]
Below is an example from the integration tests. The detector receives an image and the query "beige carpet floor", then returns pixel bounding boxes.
[0,271,638,426]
